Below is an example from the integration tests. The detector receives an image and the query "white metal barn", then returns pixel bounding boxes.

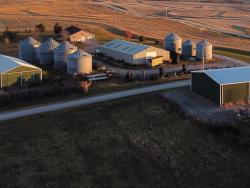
[98,39,170,65]
[196,40,213,60]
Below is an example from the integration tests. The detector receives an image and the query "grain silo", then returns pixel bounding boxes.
[39,38,59,65]
[196,40,213,60]
[19,37,41,64]
[164,33,182,55]
[54,41,77,69]
[67,50,92,75]
[182,40,196,57]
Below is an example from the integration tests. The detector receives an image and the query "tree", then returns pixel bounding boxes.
[35,23,45,32]
[54,23,62,34]
[138,35,144,42]
[3,26,16,44]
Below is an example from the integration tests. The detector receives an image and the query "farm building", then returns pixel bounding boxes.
[61,25,95,43]
[191,67,250,106]
[0,54,42,88]
[98,39,170,65]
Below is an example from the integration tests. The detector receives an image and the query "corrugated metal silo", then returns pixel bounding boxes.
[54,41,77,69]
[196,40,213,60]
[164,33,182,54]
[19,37,41,64]
[67,50,92,75]
[182,40,196,57]
[39,38,59,65]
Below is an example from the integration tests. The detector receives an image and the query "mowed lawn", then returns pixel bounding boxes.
[0,94,250,187]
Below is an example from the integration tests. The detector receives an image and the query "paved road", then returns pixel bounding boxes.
[0,80,190,122]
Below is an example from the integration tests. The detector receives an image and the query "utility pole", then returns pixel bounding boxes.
[202,48,205,70]
[165,7,168,19]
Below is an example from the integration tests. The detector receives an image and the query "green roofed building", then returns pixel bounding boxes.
[0,54,42,88]
[191,67,250,106]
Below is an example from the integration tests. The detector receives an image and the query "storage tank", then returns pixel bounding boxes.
[39,38,59,65]
[54,41,77,69]
[196,40,213,60]
[67,50,92,75]
[19,37,41,64]
[182,40,196,57]
[164,33,182,54]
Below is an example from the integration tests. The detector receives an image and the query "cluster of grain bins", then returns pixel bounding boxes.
[19,37,41,63]
[98,39,170,66]
[39,38,59,65]
[164,33,213,61]
[19,37,93,76]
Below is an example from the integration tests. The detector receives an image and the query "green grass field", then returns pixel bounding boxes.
[214,47,250,63]
[0,94,250,187]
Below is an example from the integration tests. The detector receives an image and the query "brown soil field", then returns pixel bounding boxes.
[0,0,249,51]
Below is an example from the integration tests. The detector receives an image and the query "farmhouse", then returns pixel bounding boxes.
[98,39,170,65]
[191,67,250,106]
[0,54,42,88]
[61,26,95,43]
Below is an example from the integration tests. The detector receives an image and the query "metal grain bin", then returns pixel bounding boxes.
[164,33,182,54]
[67,50,92,75]
[196,40,213,60]
[19,37,41,64]
[39,38,59,65]
[54,41,77,69]
[182,40,196,57]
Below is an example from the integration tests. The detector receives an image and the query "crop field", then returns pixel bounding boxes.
[0,0,249,51]
[1,94,250,187]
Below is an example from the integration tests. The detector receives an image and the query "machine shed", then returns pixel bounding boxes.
[98,39,170,65]
[0,54,42,88]
[191,67,250,106]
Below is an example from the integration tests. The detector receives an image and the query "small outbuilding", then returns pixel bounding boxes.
[191,67,250,106]
[98,39,170,65]
[61,25,95,43]
[0,54,42,88]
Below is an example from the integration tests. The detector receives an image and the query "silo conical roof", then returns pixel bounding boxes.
[55,41,77,53]
[165,32,181,41]
[197,40,211,47]
[40,38,59,50]
[183,40,195,46]
[68,50,91,59]
[21,37,40,46]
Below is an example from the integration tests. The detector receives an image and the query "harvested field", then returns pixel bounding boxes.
[1,94,250,187]
[0,1,249,51]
